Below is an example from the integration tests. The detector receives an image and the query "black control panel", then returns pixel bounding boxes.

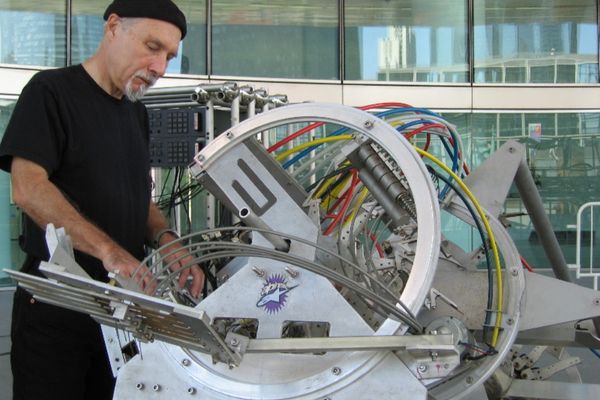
[147,106,207,167]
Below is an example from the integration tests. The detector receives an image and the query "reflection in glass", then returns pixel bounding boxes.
[474,0,599,83]
[212,0,338,79]
[0,99,22,284]
[71,0,207,75]
[443,111,600,269]
[345,0,468,82]
[0,2,67,67]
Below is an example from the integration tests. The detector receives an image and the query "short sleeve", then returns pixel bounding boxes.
[0,76,65,175]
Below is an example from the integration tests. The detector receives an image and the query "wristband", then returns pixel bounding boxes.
[153,228,179,248]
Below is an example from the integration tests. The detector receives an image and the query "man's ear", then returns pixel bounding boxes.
[104,14,121,39]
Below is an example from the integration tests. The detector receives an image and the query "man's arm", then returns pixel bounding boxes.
[11,156,151,287]
[146,201,205,298]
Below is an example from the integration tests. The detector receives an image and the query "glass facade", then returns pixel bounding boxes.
[439,112,600,267]
[212,0,338,79]
[474,0,599,83]
[0,1,67,67]
[0,1,597,83]
[0,99,18,284]
[345,0,469,82]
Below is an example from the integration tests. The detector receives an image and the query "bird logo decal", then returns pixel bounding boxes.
[256,273,298,314]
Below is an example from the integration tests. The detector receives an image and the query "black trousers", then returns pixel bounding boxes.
[11,286,115,400]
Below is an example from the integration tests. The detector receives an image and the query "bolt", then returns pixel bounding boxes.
[136,383,145,390]
[252,267,265,277]
[153,384,161,392]
[443,363,450,369]
[182,358,191,367]
[506,318,514,326]
[418,365,428,373]
[594,298,600,306]
[466,376,474,385]
[363,120,375,129]
[285,266,299,278]
[188,387,197,395]
[510,268,518,276]
[508,147,515,153]
[108,338,114,343]
[226,131,234,139]
[230,338,239,347]
[332,367,341,375]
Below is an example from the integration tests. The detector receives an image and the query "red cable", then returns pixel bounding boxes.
[366,230,385,258]
[520,256,535,272]
[267,102,414,154]
[324,170,360,236]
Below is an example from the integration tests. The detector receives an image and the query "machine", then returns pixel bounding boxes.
[6,99,600,399]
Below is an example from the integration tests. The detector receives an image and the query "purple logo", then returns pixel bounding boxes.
[256,274,298,314]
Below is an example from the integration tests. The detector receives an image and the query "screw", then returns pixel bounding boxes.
[363,120,375,129]
[506,318,514,326]
[510,268,518,276]
[188,387,197,395]
[182,358,191,367]
[226,131,234,139]
[466,376,474,384]
[252,267,265,277]
[332,367,341,375]
[418,365,427,373]
[230,338,239,346]
[285,266,299,278]
[153,384,161,392]
[594,298,600,306]
[443,363,449,369]
[136,383,145,390]
[508,147,515,153]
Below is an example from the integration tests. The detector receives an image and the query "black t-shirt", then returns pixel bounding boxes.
[0,65,151,281]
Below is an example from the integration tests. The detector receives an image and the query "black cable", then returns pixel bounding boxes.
[427,166,494,343]
[305,164,353,193]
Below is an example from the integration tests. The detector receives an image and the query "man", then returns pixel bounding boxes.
[0,0,205,399]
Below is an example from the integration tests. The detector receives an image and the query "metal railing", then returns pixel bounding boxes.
[572,202,600,289]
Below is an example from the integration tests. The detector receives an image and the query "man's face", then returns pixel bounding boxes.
[108,17,181,101]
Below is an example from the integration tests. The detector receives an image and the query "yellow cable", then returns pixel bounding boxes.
[415,147,504,347]
[275,135,354,162]
[344,186,369,226]
[314,175,338,199]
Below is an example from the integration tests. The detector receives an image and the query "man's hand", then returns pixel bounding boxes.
[100,244,157,294]
[158,238,205,299]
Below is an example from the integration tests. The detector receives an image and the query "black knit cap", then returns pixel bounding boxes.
[103,0,187,39]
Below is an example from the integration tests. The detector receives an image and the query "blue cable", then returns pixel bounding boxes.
[281,108,461,182]
[590,348,600,359]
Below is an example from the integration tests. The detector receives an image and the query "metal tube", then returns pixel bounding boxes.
[230,95,240,126]
[144,86,199,96]
[238,207,290,252]
[515,159,571,282]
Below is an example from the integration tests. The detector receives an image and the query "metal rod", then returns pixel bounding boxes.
[515,159,570,282]
[242,334,454,354]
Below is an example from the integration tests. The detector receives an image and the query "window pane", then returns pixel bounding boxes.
[474,0,599,83]
[212,0,338,80]
[0,1,66,67]
[71,0,206,74]
[345,0,468,82]
[0,99,24,285]
[467,112,600,268]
